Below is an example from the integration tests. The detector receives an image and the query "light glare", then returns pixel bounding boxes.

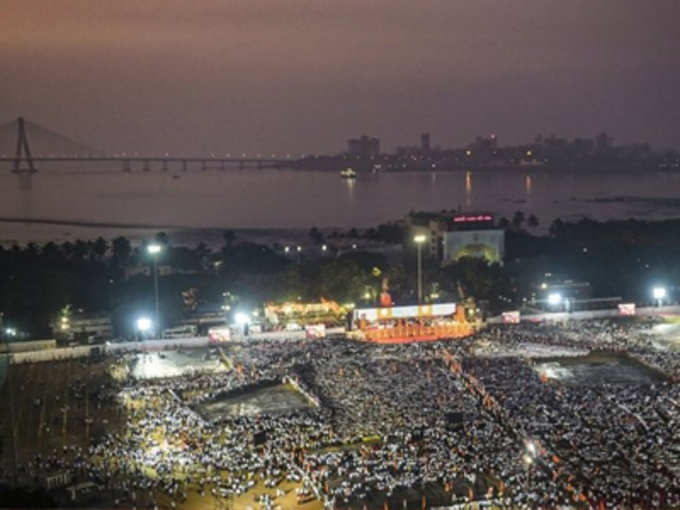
[137,317,152,332]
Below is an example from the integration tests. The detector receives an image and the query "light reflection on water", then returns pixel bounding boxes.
[2,165,680,242]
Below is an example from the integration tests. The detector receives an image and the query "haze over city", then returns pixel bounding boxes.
[2,0,680,154]
[4,2,680,510]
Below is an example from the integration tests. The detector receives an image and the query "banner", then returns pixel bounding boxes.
[501,311,520,324]
[354,302,456,323]
[618,303,636,316]
[305,324,326,339]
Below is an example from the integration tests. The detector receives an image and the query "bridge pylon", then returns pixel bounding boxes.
[12,117,37,174]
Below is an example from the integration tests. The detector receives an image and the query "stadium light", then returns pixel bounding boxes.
[547,292,562,306]
[137,317,152,333]
[526,441,536,455]
[147,243,163,337]
[234,312,251,326]
[653,286,666,305]
[5,327,16,337]
[523,454,533,465]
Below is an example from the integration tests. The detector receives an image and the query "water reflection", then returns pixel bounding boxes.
[344,176,355,202]
[2,165,680,238]
[465,170,472,208]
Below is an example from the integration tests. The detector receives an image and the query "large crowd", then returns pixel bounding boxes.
[3,317,680,509]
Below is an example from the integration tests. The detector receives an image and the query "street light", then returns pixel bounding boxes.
[414,234,427,303]
[147,243,162,336]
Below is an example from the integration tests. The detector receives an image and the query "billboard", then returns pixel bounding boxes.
[501,311,521,324]
[305,324,326,339]
[618,303,636,316]
[353,303,456,323]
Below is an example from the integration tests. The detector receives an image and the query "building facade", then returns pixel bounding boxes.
[407,211,504,265]
[347,135,380,157]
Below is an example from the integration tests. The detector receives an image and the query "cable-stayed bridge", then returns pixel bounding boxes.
[0,118,302,174]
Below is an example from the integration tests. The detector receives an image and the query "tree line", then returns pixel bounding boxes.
[3,215,680,339]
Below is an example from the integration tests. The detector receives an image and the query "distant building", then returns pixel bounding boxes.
[468,134,498,152]
[52,314,113,343]
[421,133,431,153]
[596,131,612,151]
[407,211,504,264]
[347,135,380,157]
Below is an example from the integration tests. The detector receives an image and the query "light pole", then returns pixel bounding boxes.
[2,329,18,485]
[414,234,427,303]
[147,243,162,336]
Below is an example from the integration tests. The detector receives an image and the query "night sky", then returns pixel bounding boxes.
[2,0,679,154]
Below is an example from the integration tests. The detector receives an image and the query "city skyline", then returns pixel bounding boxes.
[1,0,679,154]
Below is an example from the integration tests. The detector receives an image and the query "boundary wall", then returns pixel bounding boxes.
[487,305,680,324]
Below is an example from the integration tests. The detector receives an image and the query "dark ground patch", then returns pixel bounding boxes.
[534,352,665,386]
[195,382,312,420]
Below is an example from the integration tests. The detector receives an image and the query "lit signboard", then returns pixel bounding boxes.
[353,303,456,323]
[618,303,636,316]
[501,311,520,324]
[453,214,494,223]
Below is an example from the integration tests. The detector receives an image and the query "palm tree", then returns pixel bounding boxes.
[511,211,525,231]
[73,240,89,261]
[61,241,75,259]
[309,227,324,245]
[111,236,132,266]
[223,230,236,250]
[527,214,539,229]
[92,237,108,259]
[155,231,170,247]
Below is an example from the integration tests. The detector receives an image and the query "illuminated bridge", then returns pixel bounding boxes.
[0,117,303,174]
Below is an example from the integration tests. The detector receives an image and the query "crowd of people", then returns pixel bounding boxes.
[3,317,680,509]
[475,318,680,379]
[468,319,680,507]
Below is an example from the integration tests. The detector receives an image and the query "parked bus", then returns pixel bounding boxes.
[162,325,198,339]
